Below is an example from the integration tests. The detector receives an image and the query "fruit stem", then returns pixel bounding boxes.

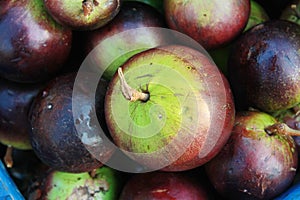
[265,122,300,136]
[4,145,13,168]
[118,67,149,102]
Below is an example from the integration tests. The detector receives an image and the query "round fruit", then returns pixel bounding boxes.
[27,166,124,199]
[164,0,250,50]
[0,0,72,83]
[105,44,235,172]
[205,111,298,200]
[43,0,121,30]
[29,73,112,173]
[228,20,300,112]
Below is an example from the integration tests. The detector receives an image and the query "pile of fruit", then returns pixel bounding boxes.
[0,0,300,199]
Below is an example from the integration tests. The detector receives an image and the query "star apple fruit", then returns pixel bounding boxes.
[104,44,235,172]
[228,20,300,112]
[29,73,113,173]
[119,171,212,200]
[0,0,72,83]
[163,0,250,50]
[205,110,298,200]
[43,0,121,30]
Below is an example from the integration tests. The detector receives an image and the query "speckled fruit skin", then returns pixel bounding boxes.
[164,0,250,50]
[105,45,235,171]
[29,73,110,173]
[228,20,300,113]
[119,171,210,200]
[205,111,298,200]
[27,166,124,200]
[0,78,42,150]
[43,0,121,30]
[0,0,72,83]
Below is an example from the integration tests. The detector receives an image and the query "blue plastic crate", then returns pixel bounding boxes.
[0,160,24,200]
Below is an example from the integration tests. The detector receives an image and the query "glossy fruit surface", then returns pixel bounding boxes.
[119,171,210,200]
[164,0,250,50]
[205,111,298,200]
[0,78,42,150]
[29,73,109,173]
[228,20,300,112]
[0,0,72,83]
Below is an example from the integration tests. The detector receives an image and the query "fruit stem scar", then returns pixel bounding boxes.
[4,145,13,168]
[82,0,98,16]
[265,122,300,136]
[118,67,149,102]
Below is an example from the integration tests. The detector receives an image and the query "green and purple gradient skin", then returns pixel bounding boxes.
[105,45,235,172]
[0,0,72,83]
[205,111,298,200]
[43,0,121,30]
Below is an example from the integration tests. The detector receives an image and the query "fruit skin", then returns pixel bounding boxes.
[29,73,111,173]
[105,45,235,171]
[228,20,300,112]
[119,171,210,200]
[164,0,250,50]
[0,78,42,150]
[205,111,298,200]
[27,166,124,200]
[43,0,121,30]
[83,1,169,81]
[0,0,72,83]
[123,0,164,14]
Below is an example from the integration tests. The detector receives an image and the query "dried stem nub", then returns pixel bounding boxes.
[265,122,300,136]
[118,67,149,102]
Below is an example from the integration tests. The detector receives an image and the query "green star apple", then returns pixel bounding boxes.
[104,44,235,171]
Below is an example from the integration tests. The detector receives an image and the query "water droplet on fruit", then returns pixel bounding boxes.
[42,91,48,98]
[42,43,47,47]
[47,103,53,110]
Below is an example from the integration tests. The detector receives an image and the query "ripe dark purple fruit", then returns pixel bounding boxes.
[228,20,300,112]
[119,171,211,200]
[0,0,72,83]
[205,111,298,200]
[0,78,42,150]
[29,73,112,173]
